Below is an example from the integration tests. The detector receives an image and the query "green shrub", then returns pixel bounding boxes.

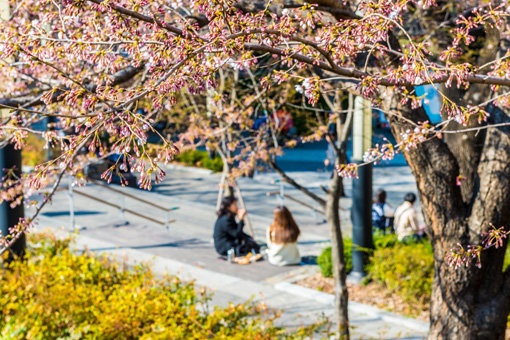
[201,155,224,173]
[318,233,509,316]
[318,238,353,278]
[367,241,434,304]
[0,232,317,339]
[318,233,398,278]
[176,150,223,172]
[504,245,510,272]
[372,232,399,249]
[21,134,47,167]
[317,247,332,278]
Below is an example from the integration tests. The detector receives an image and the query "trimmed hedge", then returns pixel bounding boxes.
[0,232,318,339]
[318,233,433,304]
[367,240,433,304]
[317,238,353,278]
[505,246,510,272]
[22,134,47,167]
[318,234,510,305]
[317,233,398,279]
[175,150,223,172]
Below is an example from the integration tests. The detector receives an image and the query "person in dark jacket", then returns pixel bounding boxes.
[213,196,260,256]
[372,189,395,234]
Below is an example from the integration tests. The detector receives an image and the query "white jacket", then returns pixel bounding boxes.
[266,229,301,266]
[394,201,420,240]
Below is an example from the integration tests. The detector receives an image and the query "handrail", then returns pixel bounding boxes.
[267,190,325,215]
[72,189,176,226]
[87,178,179,213]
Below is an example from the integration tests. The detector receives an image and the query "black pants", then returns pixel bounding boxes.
[234,233,260,256]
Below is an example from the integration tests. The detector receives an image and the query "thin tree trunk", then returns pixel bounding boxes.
[216,169,226,211]
[327,170,349,339]
[268,156,350,338]
[266,79,352,337]
[216,148,234,203]
[234,182,255,238]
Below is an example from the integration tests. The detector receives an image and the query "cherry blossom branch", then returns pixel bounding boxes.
[0,64,144,108]
[0,122,102,255]
[0,103,97,118]
[87,0,184,36]
[447,225,509,269]
[14,35,165,46]
[83,0,510,88]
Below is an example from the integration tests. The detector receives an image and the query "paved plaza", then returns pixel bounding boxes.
[30,159,427,339]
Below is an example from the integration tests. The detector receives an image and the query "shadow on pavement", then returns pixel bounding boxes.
[42,210,105,217]
[88,238,207,252]
[300,255,317,265]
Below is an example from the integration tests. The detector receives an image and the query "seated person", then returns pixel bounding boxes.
[266,206,301,266]
[394,193,425,242]
[372,189,395,234]
[213,196,260,257]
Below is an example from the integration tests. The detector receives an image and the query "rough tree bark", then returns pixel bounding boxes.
[381,23,510,339]
[383,86,510,339]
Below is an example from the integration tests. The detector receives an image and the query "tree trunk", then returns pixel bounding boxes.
[327,170,349,339]
[268,156,349,338]
[429,233,510,339]
[382,86,510,339]
[424,112,510,339]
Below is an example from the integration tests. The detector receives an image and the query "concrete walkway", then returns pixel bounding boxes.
[37,225,427,339]
[30,164,427,339]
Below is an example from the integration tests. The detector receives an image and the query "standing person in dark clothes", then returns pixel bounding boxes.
[213,196,260,256]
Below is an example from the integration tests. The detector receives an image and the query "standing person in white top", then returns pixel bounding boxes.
[266,206,301,266]
[394,193,425,241]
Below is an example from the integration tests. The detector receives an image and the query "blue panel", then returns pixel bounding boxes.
[415,85,442,124]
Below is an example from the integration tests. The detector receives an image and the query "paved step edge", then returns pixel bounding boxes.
[274,281,429,333]
[161,163,214,175]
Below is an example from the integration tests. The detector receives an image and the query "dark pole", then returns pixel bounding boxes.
[0,0,24,262]
[350,163,373,279]
[0,144,26,262]
[46,116,56,161]
[349,96,373,283]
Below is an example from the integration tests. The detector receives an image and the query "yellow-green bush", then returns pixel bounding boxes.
[176,150,223,172]
[317,233,398,279]
[0,232,317,339]
[504,246,510,272]
[367,237,510,305]
[317,238,353,278]
[21,133,47,167]
[367,241,434,305]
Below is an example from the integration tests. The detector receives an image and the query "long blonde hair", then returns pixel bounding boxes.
[269,206,300,244]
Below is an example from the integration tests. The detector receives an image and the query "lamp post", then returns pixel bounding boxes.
[349,96,373,282]
[0,145,26,261]
[0,0,26,261]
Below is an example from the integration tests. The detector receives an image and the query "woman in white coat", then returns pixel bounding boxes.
[266,206,301,266]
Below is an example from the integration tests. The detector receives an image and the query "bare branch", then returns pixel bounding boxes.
[0,64,144,108]
[268,158,326,207]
